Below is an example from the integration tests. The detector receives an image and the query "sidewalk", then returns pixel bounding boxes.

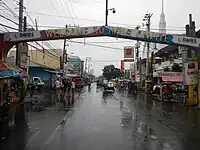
[0,91,80,150]
[0,107,69,150]
[26,107,69,149]
[136,93,200,138]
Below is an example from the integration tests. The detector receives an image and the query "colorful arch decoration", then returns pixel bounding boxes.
[1,25,200,65]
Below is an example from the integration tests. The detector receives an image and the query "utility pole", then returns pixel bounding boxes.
[150,51,154,80]
[16,0,23,66]
[85,57,88,73]
[85,57,92,73]
[139,57,142,90]
[185,14,197,105]
[143,13,153,92]
[61,25,68,73]
[135,26,140,88]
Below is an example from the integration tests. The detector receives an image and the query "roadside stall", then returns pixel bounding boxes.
[0,64,24,140]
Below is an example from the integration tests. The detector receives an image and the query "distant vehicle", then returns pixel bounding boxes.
[72,76,84,88]
[104,82,115,93]
[32,77,44,90]
[102,79,108,87]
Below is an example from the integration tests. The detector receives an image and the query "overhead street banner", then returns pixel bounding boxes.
[3,26,200,48]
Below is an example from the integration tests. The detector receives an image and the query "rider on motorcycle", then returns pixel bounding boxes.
[88,80,91,88]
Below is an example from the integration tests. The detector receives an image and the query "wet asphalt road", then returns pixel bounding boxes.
[2,84,200,150]
[44,85,200,150]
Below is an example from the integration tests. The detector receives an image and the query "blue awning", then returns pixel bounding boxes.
[0,70,22,78]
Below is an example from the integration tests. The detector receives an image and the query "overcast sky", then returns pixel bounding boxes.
[1,0,200,76]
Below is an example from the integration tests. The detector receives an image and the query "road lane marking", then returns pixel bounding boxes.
[41,115,68,150]
[25,128,40,148]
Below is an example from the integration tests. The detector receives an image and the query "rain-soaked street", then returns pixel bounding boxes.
[1,84,200,150]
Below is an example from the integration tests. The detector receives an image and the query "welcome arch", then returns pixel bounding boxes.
[0,25,200,66]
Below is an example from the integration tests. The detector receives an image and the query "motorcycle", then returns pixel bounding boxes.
[88,82,91,89]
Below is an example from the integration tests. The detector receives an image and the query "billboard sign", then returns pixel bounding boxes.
[124,59,134,62]
[124,46,134,58]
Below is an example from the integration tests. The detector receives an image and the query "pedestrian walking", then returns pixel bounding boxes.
[64,78,72,107]
[71,79,75,105]
[55,78,62,110]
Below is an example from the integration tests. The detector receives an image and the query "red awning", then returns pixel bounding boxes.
[162,76,183,82]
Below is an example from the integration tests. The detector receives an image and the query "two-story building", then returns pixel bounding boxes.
[153,45,183,83]
[7,49,84,87]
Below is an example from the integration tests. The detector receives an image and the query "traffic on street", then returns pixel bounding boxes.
[1,0,200,150]
[1,83,200,150]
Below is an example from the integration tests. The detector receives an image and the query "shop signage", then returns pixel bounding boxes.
[182,37,197,44]
[124,46,134,59]
[4,31,41,42]
[153,71,182,77]
[124,59,134,62]
[174,36,200,48]
[162,72,182,76]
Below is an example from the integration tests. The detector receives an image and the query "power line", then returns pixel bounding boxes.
[28,43,60,60]
[3,0,62,57]
[0,23,18,30]
[68,40,124,51]
[64,0,76,22]
[25,11,191,30]
[61,0,75,24]
[23,9,61,56]
[0,9,61,60]
[0,14,18,25]
[0,1,18,18]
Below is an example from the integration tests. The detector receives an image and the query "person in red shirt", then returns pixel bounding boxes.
[163,84,172,102]
[163,85,169,93]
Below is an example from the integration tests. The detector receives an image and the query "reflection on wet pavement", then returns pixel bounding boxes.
[1,85,200,150]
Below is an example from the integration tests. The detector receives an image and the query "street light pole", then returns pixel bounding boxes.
[105,0,116,26]
[105,0,108,26]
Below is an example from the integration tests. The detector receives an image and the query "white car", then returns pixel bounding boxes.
[104,82,115,93]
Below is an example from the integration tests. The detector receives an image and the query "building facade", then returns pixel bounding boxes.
[8,49,61,69]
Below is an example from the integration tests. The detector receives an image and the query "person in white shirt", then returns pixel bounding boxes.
[71,80,75,105]
[55,79,61,101]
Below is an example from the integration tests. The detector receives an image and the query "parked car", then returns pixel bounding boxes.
[32,77,44,90]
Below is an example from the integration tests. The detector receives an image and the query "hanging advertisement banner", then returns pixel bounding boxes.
[184,59,198,85]
[124,46,134,58]
[180,46,198,85]
[120,60,124,72]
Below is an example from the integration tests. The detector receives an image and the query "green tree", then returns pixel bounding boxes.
[102,65,122,81]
